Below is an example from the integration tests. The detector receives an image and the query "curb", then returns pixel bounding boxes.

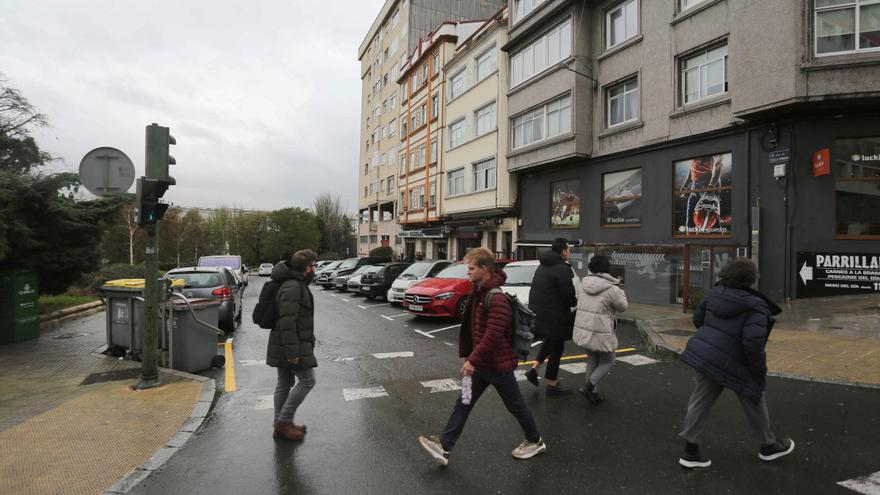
[103,369,217,495]
[40,300,105,331]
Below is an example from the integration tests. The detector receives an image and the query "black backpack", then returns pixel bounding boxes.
[483,288,536,361]
[252,280,280,329]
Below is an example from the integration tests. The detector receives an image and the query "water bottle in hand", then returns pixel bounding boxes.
[461,375,472,405]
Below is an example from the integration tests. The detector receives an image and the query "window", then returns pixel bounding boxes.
[410,186,425,209]
[382,99,388,114]
[360,236,369,244]
[401,120,407,137]
[390,37,398,56]
[421,105,427,126]
[449,119,466,148]
[400,191,406,210]
[448,169,465,196]
[392,9,399,27]
[431,95,438,119]
[387,176,395,193]
[430,182,436,208]
[473,158,497,192]
[390,93,397,108]
[475,46,497,82]
[606,77,639,127]
[370,235,378,244]
[680,0,708,10]
[835,137,880,237]
[364,163,369,175]
[606,0,639,49]
[512,0,549,24]
[388,118,397,137]
[450,70,466,99]
[511,94,572,149]
[400,153,407,175]
[430,140,437,164]
[402,80,408,99]
[383,74,388,87]
[681,44,728,104]
[816,0,880,55]
[419,144,426,168]
[364,186,368,197]
[432,52,440,75]
[510,19,572,87]
[475,101,497,137]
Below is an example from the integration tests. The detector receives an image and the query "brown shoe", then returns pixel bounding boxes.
[274,421,305,441]
[274,421,307,433]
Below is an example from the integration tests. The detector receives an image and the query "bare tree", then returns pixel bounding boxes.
[0,80,52,174]
[123,203,138,264]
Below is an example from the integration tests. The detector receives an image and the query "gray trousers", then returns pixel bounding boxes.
[585,351,615,389]
[679,372,776,446]
[274,367,316,423]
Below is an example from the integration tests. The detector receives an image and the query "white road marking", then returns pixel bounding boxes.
[444,342,458,349]
[238,359,265,367]
[617,354,660,366]
[839,471,880,494]
[381,312,410,319]
[362,303,387,308]
[560,362,587,374]
[343,387,389,401]
[531,340,544,348]
[254,395,273,411]
[332,356,358,362]
[341,298,351,302]
[372,351,414,359]
[358,305,368,309]
[420,378,462,393]
[513,370,529,382]
[381,315,394,321]
[426,324,460,335]
[414,329,435,339]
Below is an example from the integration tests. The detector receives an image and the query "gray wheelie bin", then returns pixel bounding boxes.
[167,298,224,372]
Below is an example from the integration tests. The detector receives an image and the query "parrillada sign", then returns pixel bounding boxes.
[797,252,880,298]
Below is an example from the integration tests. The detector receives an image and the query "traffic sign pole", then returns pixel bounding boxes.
[135,224,161,389]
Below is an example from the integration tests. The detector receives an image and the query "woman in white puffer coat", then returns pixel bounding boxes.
[573,255,628,404]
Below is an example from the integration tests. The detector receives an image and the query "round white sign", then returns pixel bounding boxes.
[78,147,135,196]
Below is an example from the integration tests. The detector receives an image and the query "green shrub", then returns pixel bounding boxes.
[369,246,393,259]
[84,263,148,292]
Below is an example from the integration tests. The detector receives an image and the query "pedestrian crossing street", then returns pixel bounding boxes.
[250,351,660,408]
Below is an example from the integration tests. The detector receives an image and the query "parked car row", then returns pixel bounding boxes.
[309,256,557,322]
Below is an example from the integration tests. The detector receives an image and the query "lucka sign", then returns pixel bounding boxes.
[797,252,880,298]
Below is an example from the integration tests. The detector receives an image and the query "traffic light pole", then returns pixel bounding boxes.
[135,223,161,389]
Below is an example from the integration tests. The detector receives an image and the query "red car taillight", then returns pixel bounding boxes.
[212,287,231,299]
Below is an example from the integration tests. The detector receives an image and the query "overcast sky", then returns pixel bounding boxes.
[1,0,384,213]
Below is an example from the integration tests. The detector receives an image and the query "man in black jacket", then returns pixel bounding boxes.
[526,238,578,395]
[268,249,318,441]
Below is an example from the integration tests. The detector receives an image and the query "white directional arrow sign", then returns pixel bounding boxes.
[799,261,814,285]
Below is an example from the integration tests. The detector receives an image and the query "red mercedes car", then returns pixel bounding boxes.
[403,262,471,320]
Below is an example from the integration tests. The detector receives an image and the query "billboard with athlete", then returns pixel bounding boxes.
[551,179,580,229]
[674,153,732,236]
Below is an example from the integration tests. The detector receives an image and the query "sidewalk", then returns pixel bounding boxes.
[628,293,880,388]
[0,311,215,495]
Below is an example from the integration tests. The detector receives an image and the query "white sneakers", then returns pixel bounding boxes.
[512,438,547,460]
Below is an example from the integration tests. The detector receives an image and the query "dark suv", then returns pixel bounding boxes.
[359,262,411,300]
[319,256,391,290]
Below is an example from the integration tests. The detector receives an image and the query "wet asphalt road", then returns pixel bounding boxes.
[131,277,880,495]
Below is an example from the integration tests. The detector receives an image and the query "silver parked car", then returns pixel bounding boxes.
[165,266,244,332]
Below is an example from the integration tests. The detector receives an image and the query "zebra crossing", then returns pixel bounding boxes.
[251,351,661,408]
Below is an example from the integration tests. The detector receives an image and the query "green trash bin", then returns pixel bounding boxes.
[0,269,40,344]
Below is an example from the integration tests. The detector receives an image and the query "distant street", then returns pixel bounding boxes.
[131,277,880,495]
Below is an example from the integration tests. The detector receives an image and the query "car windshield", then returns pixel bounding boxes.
[352,265,372,275]
[339,258,359,270]
[399,261,432,279]
[167,272,223,289]
[199,256,241,269]
[367,265,384,273]
[323,261,342,271]
[503,264,538,286]
[436,263,468,280]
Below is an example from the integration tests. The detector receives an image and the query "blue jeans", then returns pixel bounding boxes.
[439,369,540,450]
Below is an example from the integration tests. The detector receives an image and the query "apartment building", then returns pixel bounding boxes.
[397,21,485,261]
[357,0,505,258]
[441,8,518,260]
[510,0,880,305]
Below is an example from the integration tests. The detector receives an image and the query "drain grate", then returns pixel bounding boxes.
[660,329,695,336]
[51,332,91,340]
[80,368,141,385]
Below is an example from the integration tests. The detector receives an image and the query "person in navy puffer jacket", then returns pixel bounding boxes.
[677,258,795,469]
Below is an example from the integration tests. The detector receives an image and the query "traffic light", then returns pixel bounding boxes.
[135,177,170,226]
[145,123,176,186]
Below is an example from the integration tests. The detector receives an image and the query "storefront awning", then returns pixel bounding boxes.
[515,239,583,247]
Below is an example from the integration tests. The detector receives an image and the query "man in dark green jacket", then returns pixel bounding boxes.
[269,249,318,441]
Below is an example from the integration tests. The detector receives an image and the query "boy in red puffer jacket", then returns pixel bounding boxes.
[418,248,545,466]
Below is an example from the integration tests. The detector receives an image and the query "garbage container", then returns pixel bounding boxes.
[0,269,40,344]
[99,279,146,355]
[167,298,223,373]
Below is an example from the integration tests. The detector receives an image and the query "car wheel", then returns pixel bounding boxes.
[211,355,226,368]
[365,294,374,301]
[456,297,467,321]
[220,318,233,333]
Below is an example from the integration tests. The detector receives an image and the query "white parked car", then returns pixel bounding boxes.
[500,260,581,307]
[386,260,453,305]
[258,263,273,277]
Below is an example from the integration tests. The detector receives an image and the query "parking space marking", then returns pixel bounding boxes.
[361,303,388,308]
[381,312,410,319]
[617,354,660,366]
[560,362,588,374]
[332,356,358,362]
[839,470,880,494]
[426,324,460,335]
[381,315,395,321]
[239,359,266,367]
[357,305,368,309]
[413,329,435,339]
[254,395,273,411]
[420,379,461,393]
[341,298,351,302]
[372,351,414,359]
[343,387,389,402]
